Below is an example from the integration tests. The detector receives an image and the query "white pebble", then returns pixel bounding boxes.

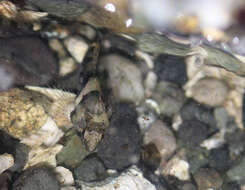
[55,166,74,186]
[99,54,144,104]
[64,36,89,63]
[0,153,14,174]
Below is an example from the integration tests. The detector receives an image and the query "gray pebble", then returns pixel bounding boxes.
[12,166,60,190]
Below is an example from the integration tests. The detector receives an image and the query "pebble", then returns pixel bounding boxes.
[143,120,177,161]
[24,144,63,169]
[0,153,14,174]
[177,120,208,148]
[208,146,231,171]
[54,166,74,186]
[56,134,89,168]
[77,24,96,40]
[9,143,29,172]
[0,87,77,147]
[162,156,190,181]
[99,54,144,104]
[193,168,223,190]
[12,166,60,190]
[186,147,210,174]
[180,100,217,131]
[59,57,77,76]
[97,103,141,170]
[48,38,67,59]
[226,156,245,182]
[226,129,245,159]
[77,166,156,190]
[74,156,107,182]
[0,66,14,91]
[154,54,187,86]
[152,81,185,117]
[0,36,58,86]
[190,77,229,107]
[64,36,89,63]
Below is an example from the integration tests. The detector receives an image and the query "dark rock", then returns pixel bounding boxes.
[0,36,58,86]
[177,120,208,148]
[226,129,245,159]
[209,146,231,171]
[0,132,28,172]
[180,100,217,134]
[74,155,107,182]
[97,103,142,170]
[154,54,187,86]
[12,166,60,190]
[9,143,29,172]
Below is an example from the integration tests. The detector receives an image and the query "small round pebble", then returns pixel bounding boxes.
[12,166,60,190]
[191,77,229,107]
[143,120,176,161]
[177,120,208,147]
[74,156,107,182]
[99,54,144,104]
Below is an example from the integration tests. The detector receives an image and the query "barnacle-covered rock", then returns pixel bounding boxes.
[0,87,76,146]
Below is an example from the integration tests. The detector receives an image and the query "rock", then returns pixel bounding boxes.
[143,120,176,162]
[226,156,245,182]
[97,103,141,170]
[226,129,245,159]
[9,143,29,172]
[0,36,58,86]
[193,168,223,190]
[64,36,88,63]
[180,100,217,133]
[144,71,157,97]
[186,147,210,174]
[24,144,63,169]
[56,134,89,168]
[77,166,156,190]
[0,87,76,147]
[74,156,107,182]
[54,166,74,186]
[162,156,190,181]
[12,166,60,190]
[59,57,77,77]
[154,54,187,86]
[136,103,157,133]
[0,66,14,91]
[77,24,96,40]
[190,77,229,107]
[0,153,14,174]
[208,146,231,171]
[99,54,144,104]
[152,81,185,117]
[49,38,67,59]
[177,120,208,148]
